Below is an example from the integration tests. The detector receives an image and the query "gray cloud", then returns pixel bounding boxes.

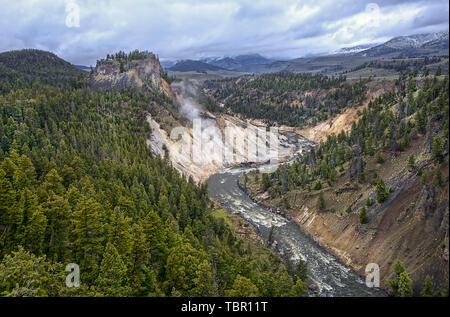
[0,0,448,65]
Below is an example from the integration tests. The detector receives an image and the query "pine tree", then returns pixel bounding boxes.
[17,188,38,231]
[431,136,444,165]
[143,210,168,265]
[421,170,429,186]
[66,185,81,208]
[375,177,388,203]
[0,246,64,296]
[421,275,434,297]
[294,259,308,282]
[191,259,216,296]
[177,194,190,231]
[375,150,384,164]
[6,188,38,250]
[165,242,213,296]
[96,242,131,296]
[158,192,171,219]
[359,207,368,224]
[0,169,15,257]
[432,165,443,187]
[0,169,14,232]
[415,108,427,134]
[262,173,271,191]
[313,180,322,190]
[23,209,47,255]
[42,168,64,197]
[358,157,366,183]
[290,278,308,297]
[41,193,70,261]
[407,154,415,171]
[12,154,36,191]
[107,206,132,258]
[128,222,153,295]
[71,198,106,281]
[317,192,326,211]
[226,275,259,297]
[389,260,413,297]
[283,196,290,209]
[397,271,413,297]
[365,197,374,207]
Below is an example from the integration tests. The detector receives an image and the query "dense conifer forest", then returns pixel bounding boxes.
[202,73,369,126]
[0,49,86,94]
[265,73,448,197]
[0,51,303,297]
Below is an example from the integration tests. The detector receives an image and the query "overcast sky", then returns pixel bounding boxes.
[0,0,448,65]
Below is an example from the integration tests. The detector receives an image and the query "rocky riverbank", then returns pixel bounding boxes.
[238,152,449,295]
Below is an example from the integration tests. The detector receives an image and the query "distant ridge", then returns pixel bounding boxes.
[0,49,85,92]
[356,31,449,57]
[75,65,91,71]
[332,43,380,55]
[203,54,274,71]
[169,59,227,72]
[160,31,449,75]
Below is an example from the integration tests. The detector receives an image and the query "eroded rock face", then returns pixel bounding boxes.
[88,57,166,92]
[146,112,301,182]
[295,80,395,143]
[145,76,306,182]
[289,166,449,294]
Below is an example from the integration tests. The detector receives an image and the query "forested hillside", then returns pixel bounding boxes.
[202,73,369,127]
[349,56,446,74]
[266,74,448,194]
[241,71,449,295]
[0,49,86,94]
[0,51,303,297]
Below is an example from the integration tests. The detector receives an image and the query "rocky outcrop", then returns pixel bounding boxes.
[88,54,170,94]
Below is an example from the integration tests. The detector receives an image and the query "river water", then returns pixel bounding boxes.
[207,134,386,297]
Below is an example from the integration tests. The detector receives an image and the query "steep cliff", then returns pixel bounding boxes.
[88,52,171,93]
[147,111,301,182]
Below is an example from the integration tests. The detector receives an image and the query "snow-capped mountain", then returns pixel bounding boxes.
[332,43,380,55]
[357,31,449,57]
[201,54,274,71]
[382,31,448,49]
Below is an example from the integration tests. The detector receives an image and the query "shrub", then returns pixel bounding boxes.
[317,192,326,211]
[359,207,368,224]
